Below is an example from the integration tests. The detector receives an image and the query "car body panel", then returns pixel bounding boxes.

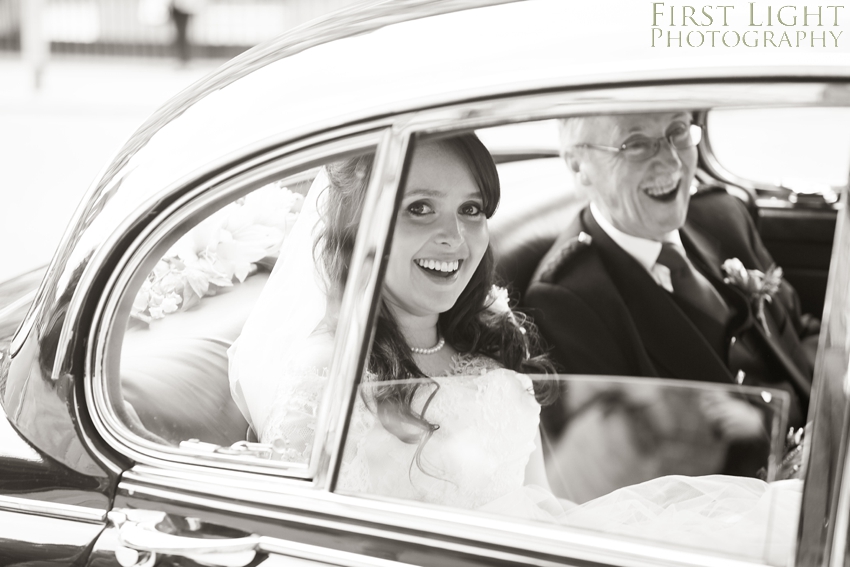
[2,0,850,566]
[0,507,103,566]
[0,398,110,565]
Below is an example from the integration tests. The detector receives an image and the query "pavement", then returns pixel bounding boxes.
[0,54,225,282]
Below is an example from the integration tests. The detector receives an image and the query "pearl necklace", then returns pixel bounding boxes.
[410,335,445,355]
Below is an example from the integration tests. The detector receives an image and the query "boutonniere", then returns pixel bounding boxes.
[722,258,783,336]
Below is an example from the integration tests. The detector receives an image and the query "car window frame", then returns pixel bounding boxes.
[324,83,850,566]
[89,129,388,479]
[82,80,850,567]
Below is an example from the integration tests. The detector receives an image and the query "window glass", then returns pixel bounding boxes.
[707,107,850,191]
[115,149,375,468]
[336,376,796,565]
[322,124,814,565]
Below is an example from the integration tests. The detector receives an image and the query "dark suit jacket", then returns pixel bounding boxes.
[525,190,815,434]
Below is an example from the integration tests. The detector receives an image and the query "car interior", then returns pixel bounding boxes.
[115,109,843,475]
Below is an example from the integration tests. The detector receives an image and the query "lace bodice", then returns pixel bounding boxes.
[261,353,541,508]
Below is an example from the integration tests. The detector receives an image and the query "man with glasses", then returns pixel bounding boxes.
[524,112,816,491]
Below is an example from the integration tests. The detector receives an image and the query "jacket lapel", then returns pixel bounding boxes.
[681,219,811,398]
[680,221,723,280]
[582,209,734,384]
[680,223,750,334]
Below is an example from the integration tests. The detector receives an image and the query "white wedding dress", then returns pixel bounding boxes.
[260,354,801,566]
[262,353,540,508]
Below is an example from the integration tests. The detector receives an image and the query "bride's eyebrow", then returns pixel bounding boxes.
[403,189,482,200]
[404,188,444,198]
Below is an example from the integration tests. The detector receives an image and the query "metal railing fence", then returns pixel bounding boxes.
[0,0,363,58]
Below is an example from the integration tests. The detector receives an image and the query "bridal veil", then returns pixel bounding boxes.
[228,168,330,434]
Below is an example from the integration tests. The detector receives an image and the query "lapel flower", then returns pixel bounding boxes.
[721,258,783,336]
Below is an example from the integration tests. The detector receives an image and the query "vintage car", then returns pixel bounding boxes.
[2,0,849,565]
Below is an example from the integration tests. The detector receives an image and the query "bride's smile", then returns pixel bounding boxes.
[384,139,489,319]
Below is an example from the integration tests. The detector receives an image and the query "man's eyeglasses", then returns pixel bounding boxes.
[572,123,702,162]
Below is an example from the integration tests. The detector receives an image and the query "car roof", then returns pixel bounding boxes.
[88,0,850,228]
[19,0,850,357]
[84,0,850,226]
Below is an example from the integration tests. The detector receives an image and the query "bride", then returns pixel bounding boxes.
[229,133,802,565]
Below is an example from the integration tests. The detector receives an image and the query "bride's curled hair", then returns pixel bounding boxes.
[317,133,555,461]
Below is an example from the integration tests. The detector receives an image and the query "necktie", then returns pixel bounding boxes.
[656,242,729,322]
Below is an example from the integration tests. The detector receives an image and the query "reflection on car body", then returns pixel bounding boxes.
[0,1,849,566]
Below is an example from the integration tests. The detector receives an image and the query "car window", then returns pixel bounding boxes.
[111,148,375,470]
[706,107,850,192]
[318,122,826,565]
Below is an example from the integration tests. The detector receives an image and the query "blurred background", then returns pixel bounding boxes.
[0,0,365,281]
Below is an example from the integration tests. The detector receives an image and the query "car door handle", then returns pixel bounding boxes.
[111,511,260,567]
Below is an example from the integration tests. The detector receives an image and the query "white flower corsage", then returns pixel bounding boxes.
[131,183,301,323]
[722,258,783,336]
[486,285,525,335]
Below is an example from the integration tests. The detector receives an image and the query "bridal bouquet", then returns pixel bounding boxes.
[131,182,303,323]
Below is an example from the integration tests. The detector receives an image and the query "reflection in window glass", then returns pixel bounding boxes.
[336,376,799,566]
[117,151,375,466]
[121,177,308,449]
[707,107,850,190]
[476,119,561,156]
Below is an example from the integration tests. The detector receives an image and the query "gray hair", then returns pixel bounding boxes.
[557,116,600,161]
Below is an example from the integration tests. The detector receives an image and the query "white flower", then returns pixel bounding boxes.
[129,184,301,324]
[486,285,511,315]
[722,257,784,336]
[721,258,750,287]
[160,292,182,314]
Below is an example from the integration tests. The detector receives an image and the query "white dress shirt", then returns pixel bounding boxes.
[589,203,680,293]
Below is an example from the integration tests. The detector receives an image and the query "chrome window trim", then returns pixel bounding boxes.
[259,537,422,567]
[806,186,850,567]
[392,82,845,139]
[0,494,105,523]
[120,475,761,567]
[87,128,387,477]
[317,128,411,492]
